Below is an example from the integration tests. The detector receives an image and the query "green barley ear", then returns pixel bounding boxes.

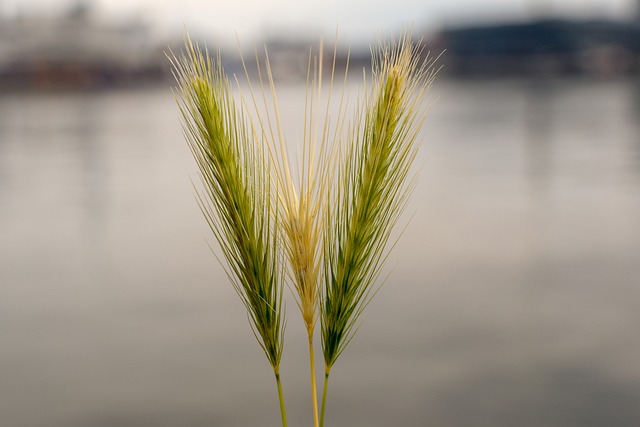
[320,32,437,426]
[168,38,288,426]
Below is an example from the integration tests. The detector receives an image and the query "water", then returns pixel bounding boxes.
[1,78,640,427]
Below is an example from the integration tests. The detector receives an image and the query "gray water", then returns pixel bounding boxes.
[1,78,640,427]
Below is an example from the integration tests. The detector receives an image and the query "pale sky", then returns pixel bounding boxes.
[4,0,636,44]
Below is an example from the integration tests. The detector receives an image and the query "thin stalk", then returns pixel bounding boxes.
[308,329,319,427]
[248,41,337,427]
[319,370,330,427]
[275,371,288,427]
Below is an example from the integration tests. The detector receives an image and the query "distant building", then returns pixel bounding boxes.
[0,3,166,90]
[436,18,640,77]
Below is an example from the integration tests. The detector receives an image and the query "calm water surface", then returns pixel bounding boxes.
[1,78,640,427]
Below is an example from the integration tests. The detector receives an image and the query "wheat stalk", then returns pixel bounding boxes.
[237,37,349,427]
[170,30,436,427]
[320,32,437,426]
[169,38,288,426]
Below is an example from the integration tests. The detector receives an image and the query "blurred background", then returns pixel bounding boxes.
[2,1,640,426]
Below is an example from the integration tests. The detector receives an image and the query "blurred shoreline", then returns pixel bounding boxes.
[1,4,640,92]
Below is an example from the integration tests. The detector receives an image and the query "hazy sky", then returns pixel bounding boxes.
[5,0,636,43]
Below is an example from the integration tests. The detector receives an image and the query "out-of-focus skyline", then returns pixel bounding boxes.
[1,0,636,44]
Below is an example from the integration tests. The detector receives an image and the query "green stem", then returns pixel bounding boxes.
[319,370,330,427]
[275,371,288,427]
[308,329,319,427]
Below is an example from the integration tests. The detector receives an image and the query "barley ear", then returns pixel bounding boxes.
[169,38,287,426]
[321,29,436,396]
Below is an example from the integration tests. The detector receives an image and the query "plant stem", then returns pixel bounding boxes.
[275,371,288,427]
[319,370,330,427]
[308,329,320,427]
